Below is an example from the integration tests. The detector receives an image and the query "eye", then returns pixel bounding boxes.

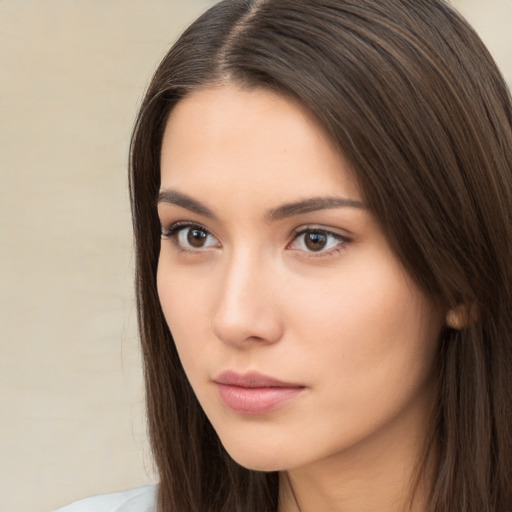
[289,227,349,255]
[161,223,220,250]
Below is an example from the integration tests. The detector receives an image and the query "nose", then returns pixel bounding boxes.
[211,250,284,348]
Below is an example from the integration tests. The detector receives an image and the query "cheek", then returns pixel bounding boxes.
[279,264,442,457]
[156,259,215,361]
[157,262,226,440]
[286,258,442,392]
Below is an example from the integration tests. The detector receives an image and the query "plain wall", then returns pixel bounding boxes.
[0,1,510,511]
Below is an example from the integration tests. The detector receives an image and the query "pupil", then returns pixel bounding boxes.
[187,228,207,248]
[305,232,327,251]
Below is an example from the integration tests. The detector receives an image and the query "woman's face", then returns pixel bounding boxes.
[157,85,443,472]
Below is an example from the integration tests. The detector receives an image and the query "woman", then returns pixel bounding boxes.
[56,0,512,511]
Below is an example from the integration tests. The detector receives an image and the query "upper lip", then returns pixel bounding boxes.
[213,370,304,388]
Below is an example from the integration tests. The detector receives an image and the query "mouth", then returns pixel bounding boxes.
[213,371,305,415]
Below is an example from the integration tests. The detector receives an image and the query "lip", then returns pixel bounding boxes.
[213,371,305,415]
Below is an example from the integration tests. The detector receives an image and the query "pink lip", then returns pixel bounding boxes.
[213,371,305,415]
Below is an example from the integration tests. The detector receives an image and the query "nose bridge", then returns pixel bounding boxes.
[212,245,282,346]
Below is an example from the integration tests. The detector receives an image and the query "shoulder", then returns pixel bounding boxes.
[52,484,157,512]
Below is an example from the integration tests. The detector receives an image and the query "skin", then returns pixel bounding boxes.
[157,85,445,512]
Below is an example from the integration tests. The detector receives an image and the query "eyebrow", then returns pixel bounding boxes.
[157,189,216,218]
[266,196,365,220]
[157,188,365,220]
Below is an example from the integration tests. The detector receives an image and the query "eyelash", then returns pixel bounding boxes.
[289,227,350,258]
[161,222,219,253]
[160,222,351,257]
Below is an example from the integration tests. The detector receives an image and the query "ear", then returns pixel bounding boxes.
[445,303,478,330]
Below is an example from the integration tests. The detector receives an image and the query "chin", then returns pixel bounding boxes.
[227,451,288,472]
[218,435,295,472]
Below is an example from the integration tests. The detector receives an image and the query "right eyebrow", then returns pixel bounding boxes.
[157,189,216,218]
[266,196,365,221]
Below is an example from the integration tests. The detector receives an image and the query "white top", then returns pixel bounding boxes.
[52,485,157,512]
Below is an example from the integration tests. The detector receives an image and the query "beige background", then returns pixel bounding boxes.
[0,1,510,511]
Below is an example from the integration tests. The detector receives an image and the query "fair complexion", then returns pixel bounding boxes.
[157,85,444,512]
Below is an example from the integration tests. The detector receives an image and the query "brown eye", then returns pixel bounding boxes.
[304,231,328,251]
[289,227,348,255]
[162,223,220,250]
[187,228,208,248]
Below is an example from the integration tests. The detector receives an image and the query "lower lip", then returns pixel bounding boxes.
[215,384,304,415]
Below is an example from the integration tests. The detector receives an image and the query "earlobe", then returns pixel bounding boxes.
[445,303,478,330]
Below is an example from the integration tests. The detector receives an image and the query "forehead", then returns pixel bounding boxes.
[160,85,362,205]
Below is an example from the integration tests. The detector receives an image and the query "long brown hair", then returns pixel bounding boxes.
[129,1,512,510]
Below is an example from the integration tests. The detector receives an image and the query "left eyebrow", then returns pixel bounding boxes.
[266,196,366,221]
[157,189,216,218]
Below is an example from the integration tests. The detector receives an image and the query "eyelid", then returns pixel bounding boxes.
[160,221,221,251]
[161,220,207,237]
[288,225,351,256]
